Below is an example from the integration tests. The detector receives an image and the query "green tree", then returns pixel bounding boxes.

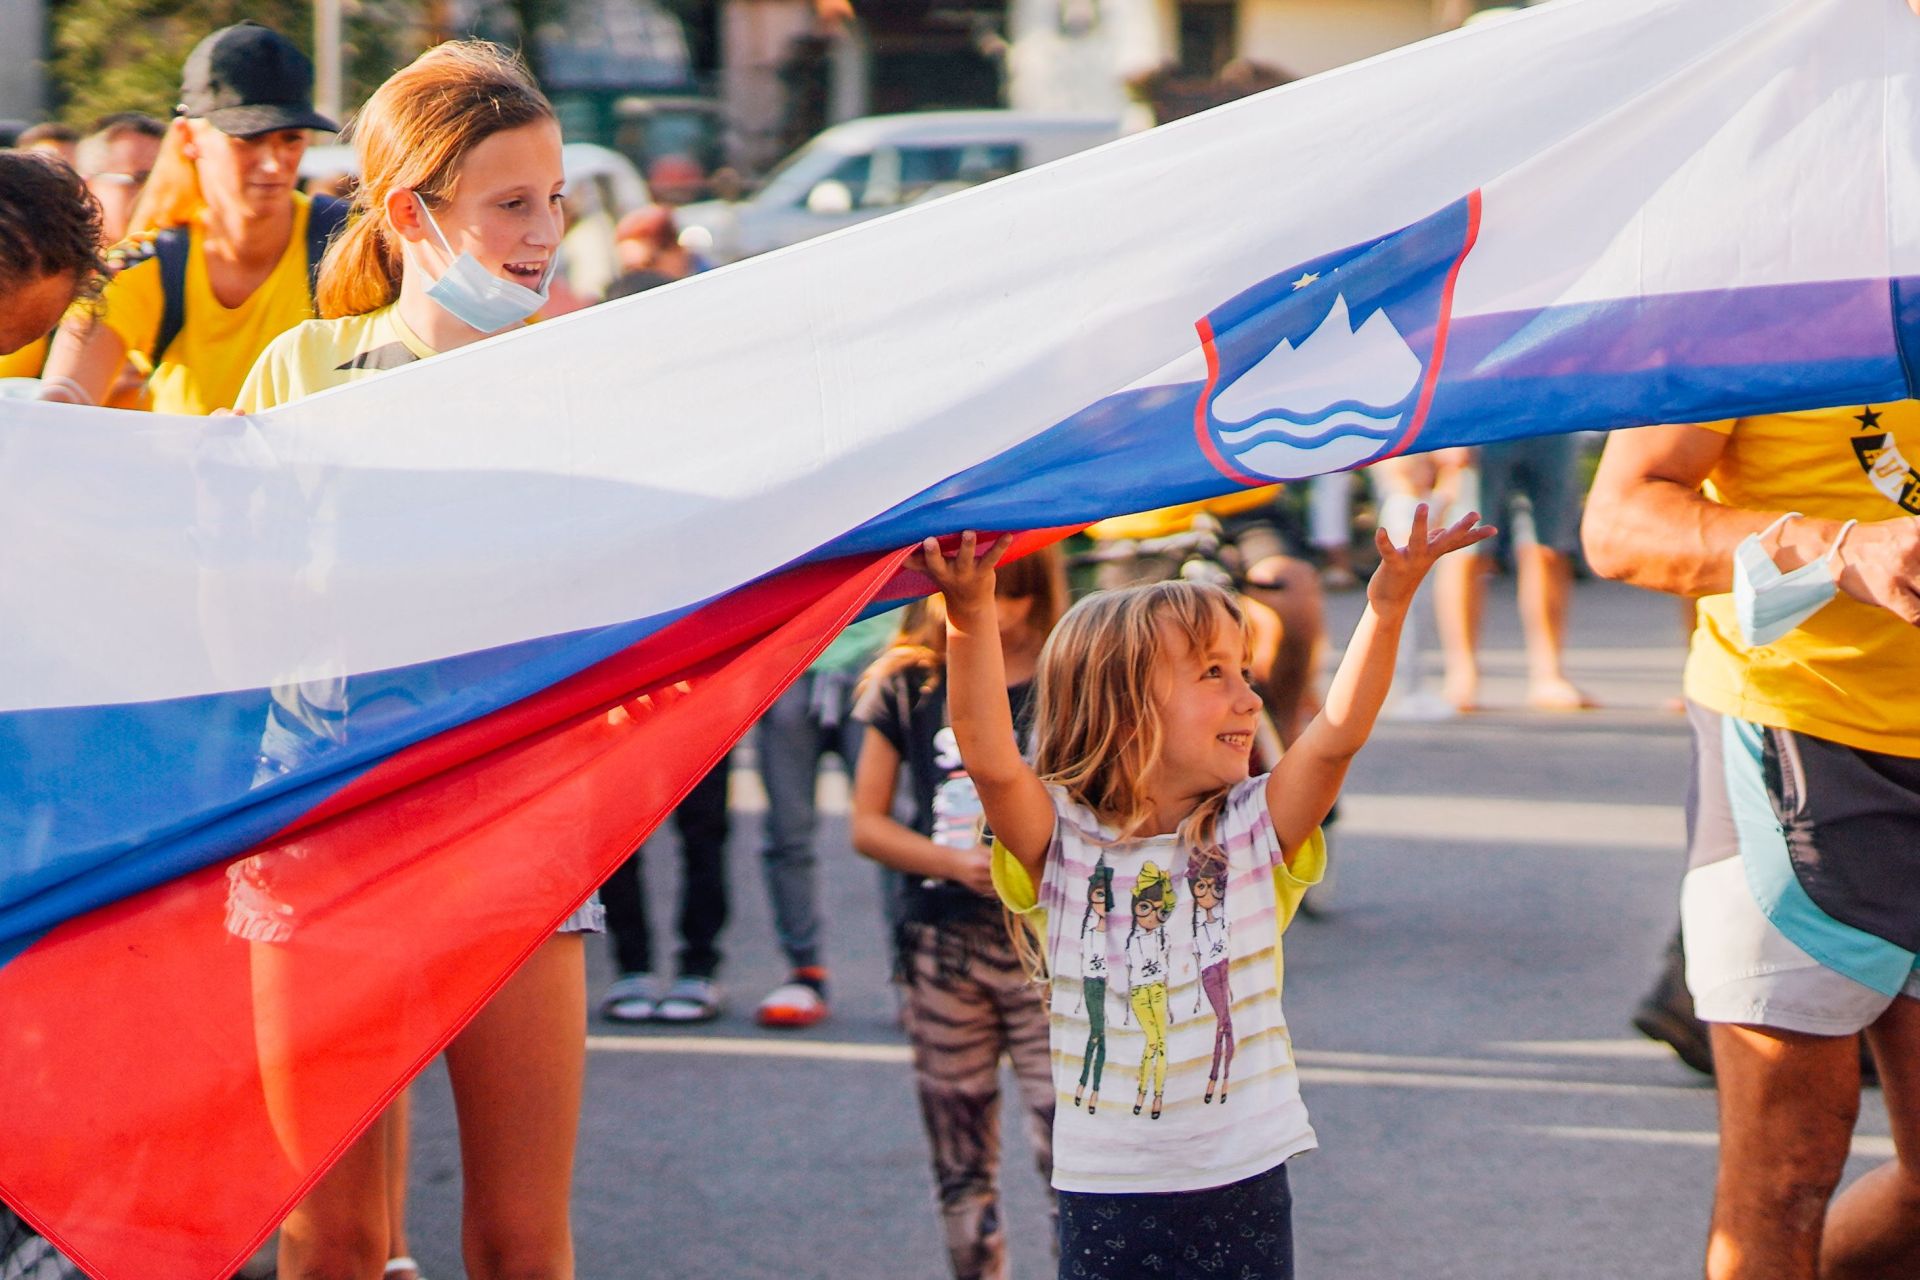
[48,0,418,128]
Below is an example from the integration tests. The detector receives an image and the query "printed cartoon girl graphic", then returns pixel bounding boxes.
[1187,848,1234,1103]
[1074,862,1114,1113]
[1124,861,1175,1119]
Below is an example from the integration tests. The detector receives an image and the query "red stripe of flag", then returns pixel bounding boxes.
[0,549,907,1280]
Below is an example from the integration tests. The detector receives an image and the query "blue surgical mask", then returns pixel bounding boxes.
[414,194,555,333]
[1731,512,1857,647]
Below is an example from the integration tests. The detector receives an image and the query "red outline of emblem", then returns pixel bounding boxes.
[1191,189,1484,483]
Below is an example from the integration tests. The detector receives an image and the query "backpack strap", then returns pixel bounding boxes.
[151,226,191,366]
[151,196,348,365]
[305,195,349,302]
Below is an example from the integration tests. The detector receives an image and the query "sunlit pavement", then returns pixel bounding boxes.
[396,576,1892,1279]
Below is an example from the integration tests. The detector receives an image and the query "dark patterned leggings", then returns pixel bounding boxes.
[899,917,1057,1280]
[1056,1162,1294,1279]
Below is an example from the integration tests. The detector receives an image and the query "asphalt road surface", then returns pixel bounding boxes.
[395,576,1895,1279]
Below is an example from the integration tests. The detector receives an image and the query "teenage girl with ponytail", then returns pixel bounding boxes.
[233,43,589,1280]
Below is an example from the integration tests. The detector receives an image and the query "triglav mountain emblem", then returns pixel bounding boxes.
[1192,194,1480,485]
[1208,294,1423,478]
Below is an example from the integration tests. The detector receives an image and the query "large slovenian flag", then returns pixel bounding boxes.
[7,0,1920,1273]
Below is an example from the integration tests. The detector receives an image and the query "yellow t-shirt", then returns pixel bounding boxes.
[1684,401,1920,756]
[235,303,438,413]
[89,192,319,416]
[0,335,47,380]
[1086,486,1283,542]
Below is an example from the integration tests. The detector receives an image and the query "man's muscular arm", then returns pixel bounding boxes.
[1583,424,1920,625]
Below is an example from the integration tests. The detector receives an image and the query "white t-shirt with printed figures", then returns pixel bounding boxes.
[1013,775,1324,1195]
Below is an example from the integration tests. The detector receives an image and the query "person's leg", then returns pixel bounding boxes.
[1436,456,1491,711]
[276,1113,392,1280]
[1434,551,1488,712]
[1820,992,1920,1278]
[1705,1023,1859,1280]
[1510,434,1593,709]
[900,923,1011,1280]
[755,678,825,974]
[442,934,585,1280]
[990,932,1057,1191]
[598,846,653,979]
[1516,543,1593,708]
[672,757,731,980]
[384,1093,416,1279]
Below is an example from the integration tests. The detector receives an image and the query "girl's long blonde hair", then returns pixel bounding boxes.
[317,41,554,319]
[1032,579,1250,854]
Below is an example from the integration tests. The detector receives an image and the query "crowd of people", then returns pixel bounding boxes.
[3,13,1919,1280]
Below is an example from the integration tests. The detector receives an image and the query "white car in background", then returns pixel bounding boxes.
[298,142,651,299]
[675,111,1123,265]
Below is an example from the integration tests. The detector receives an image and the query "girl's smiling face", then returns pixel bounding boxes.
[413,119,565,291]
[1150,603,1262,800]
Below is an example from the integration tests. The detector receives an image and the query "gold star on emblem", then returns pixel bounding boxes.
[1291,272,1320,290]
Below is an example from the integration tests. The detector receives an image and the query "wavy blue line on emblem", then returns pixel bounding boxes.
[1216,410,1403,450]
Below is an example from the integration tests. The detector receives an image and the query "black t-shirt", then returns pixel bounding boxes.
[853,664,1036,924]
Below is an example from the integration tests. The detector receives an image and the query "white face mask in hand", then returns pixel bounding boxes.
[1731,512,1858,647]
[413,194,555,333]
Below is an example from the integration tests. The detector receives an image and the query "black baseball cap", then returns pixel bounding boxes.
[177,23,339,137]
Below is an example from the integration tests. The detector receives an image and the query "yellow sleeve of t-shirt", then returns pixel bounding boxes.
[1274,827,1327,933]
[87,240,165,361]
[233,324,303,414]
[0,335,47,379]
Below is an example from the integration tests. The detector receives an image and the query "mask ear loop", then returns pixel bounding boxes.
[411,192,458,260]
[1822,519,1858,566]
[1756,511,1803,547]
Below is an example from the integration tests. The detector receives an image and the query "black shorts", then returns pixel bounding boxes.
[1056,1161,1293,1279]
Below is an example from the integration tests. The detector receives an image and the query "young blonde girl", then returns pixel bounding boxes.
[231,43,585,1280]
[848,547,1067,1280]
[915,508,1489,1278]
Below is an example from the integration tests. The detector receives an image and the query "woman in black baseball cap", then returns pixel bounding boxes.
[39,21,341,416]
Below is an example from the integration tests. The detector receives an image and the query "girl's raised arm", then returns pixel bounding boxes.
[912,533,1056,884]
[1267,506,1492,855]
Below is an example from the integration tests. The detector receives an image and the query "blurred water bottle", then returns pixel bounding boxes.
[931,775,986,850]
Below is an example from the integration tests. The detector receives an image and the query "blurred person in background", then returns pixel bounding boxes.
[613,205,700,281]
[16,122,79,167]
[38,21,341,415]
[75,112,166,246]
[0,151,105,362]
[1434,438,1596,713]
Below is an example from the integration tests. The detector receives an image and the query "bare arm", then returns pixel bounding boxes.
[911,533,1055,886]
[848,726,995,896]
[38,315,130,406]
[1583,424,1920,625]
[1267,507,1492,855]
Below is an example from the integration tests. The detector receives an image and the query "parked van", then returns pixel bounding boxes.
[675,111,1123,264]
